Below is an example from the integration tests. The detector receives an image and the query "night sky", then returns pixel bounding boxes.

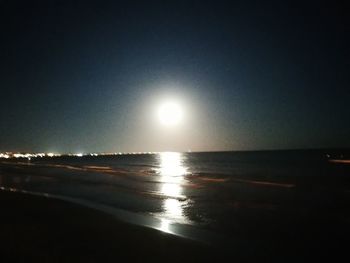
[0,1,348,153]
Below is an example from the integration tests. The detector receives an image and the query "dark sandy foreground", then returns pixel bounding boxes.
[1,176,350,262]
[0,191,216,263]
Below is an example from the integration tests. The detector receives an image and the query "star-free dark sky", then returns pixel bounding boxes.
[0,0,348,153]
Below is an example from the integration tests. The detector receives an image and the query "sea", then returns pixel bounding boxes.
[0,149,349,244]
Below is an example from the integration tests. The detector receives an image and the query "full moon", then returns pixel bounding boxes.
[158,101,183,126]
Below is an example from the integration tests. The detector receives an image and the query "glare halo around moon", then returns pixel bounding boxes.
[158,101,183,126]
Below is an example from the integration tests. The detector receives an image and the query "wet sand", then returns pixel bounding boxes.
[2,187,350,263]
[0,191,213,262]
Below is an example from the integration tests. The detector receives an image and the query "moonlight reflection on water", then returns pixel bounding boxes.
[156,152,190,229]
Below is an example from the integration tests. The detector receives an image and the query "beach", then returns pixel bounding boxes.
[1,150,350,262]
[0,190,213,262]
[1,184,350,262]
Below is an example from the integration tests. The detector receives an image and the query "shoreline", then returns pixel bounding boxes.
[2,186,350,262]
[1,155,350,262]
[0,185,221,245]
[0,189,214,262]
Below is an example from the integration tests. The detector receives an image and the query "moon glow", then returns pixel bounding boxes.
[158,102,183,126]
